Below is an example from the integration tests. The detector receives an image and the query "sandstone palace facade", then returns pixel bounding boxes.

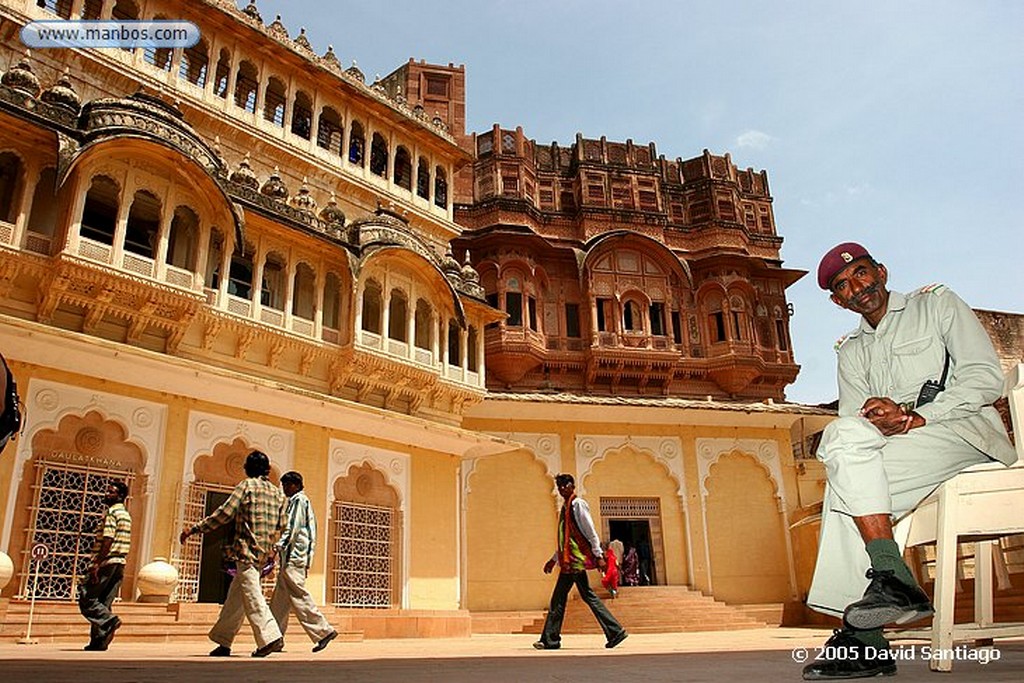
[0,0,838,635]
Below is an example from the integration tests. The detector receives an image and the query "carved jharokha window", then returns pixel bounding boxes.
[370,134,388,177]
[467,327,479,372]
[434,167,447,208]
[213,49,231,98]
[317,106,344,155]
[291,91,313,140]
[180,39,209,88]
[166,206,199,271]
[416,158,430,199]
[263,77,286,126]
[394,147,412,191]
[323,272,343,332]
[0,151,22,224]
[124,190,161,259]
[349,121,365,165]
[292,263,316,320]
[414,298,432,350]
[361,279,383,334]
[80,175,118,245]
[234,60,259,113]
[388,289,408,341]
[447,319,462,367]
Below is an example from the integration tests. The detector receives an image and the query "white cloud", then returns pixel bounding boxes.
[735,129,775,150]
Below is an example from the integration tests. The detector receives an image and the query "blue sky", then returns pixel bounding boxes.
[254,0,1023,404]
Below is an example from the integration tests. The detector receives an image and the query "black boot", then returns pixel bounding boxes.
[843,568,933,630]
[802,629,897,680]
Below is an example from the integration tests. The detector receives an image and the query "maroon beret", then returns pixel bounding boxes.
[817,242,872,290]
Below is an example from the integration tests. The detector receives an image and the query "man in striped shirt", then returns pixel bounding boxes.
[269,471,338,652]
[180,450,287,657]
[79,480,131,651]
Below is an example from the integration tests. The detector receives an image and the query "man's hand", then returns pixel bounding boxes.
[543,559,556,574]
[860,397,924,436]
[597,556,607,572]
[179,527,192,545]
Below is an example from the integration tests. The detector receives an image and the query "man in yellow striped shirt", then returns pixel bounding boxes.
[79,480,131,651]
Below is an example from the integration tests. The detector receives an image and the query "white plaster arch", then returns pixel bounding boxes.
[472,432,561,497]
[327,437,410,608]
[574,434,686,500]
[183,410,294,485]
[2,378,168,569]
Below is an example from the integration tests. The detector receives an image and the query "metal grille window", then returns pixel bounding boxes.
[600,497,661,518]
[20,459,135,600]
[331,501,395,608]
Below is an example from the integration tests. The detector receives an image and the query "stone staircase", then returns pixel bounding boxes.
[518,585,773,635]
[0,600,369,645]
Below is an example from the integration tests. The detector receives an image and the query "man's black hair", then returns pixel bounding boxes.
[281,470,304,490]
[109,480,129,501]
[244,449,272,477]
[555,473,574,488]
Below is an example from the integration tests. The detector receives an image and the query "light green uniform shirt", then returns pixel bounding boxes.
[836,286,1015,465]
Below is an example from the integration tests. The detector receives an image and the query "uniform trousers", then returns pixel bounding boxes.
[807,416,989,617]
[208,559,282,649]
[78,562,124,645]
[269,564,335,643]
[539,569,625,646]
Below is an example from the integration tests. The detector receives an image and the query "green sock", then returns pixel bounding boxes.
[865,538,917,587]
[850,628,888,649]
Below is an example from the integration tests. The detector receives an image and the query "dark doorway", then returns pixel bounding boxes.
[197,490,233,603]
[608,519,657,586]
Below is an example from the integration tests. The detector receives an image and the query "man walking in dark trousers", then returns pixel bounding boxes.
[534,473,627,650]
[79,480,131,651]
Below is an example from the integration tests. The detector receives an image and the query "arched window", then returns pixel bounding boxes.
[142,15,173,71]
[291,91,312,140]
[27,167,58,241]
[324,272,342,331]
[394,146,412,190]
[467,326,479,372]
[348,121,365,165]
[263,77,286,126]
[292,263,316,320]
[233,60,259,113]
[416,157,430,199]
[434,167,447,208]
[213,49,231,98]
[623,299,643,333]
[414,299,432,350]
[166,205,199,270]
[729,296,746,341]
[111,0,138,52]
[228,245,255,300]
[317,107,343,154]
[261,252,286,309]
[707,293,726,343]
[81,0,102,20]
[79,175,118,244]
[39,0,74,20]
[504,276,522,327]
[124,190,160,258]
[204,228,223,289]
[370,133,388,177]
[388,289,408,341]
[180,38,209,88]
[447,320,462,366]
[361,279,382,334]
[0,151,23,224]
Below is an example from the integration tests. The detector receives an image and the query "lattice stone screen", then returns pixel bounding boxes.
[331,501,396,608]
[19,459,135,600]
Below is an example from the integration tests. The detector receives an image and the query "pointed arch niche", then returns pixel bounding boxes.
[575,435,689,587]
[1,379,166,602]
[462,433,560,610]
[696,437,797,603]
[328,439,409,608]
[175,413,293,602]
